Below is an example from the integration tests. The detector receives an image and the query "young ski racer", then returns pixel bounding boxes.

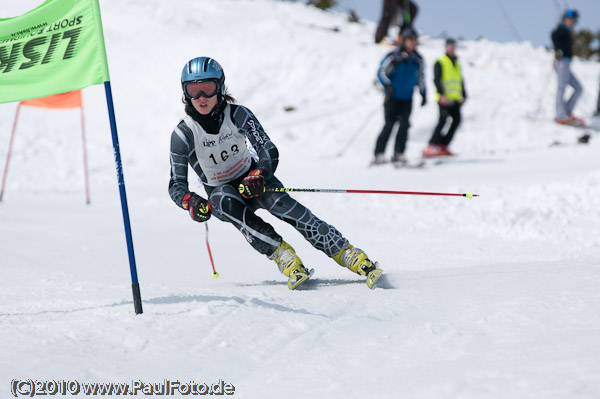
[169,57,383,289]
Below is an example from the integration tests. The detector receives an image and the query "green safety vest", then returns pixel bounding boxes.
[436,55,464,103]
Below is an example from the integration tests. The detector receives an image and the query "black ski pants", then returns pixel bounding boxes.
[206,174,348,259]
[429,102,462,146]
[374,97,413,156]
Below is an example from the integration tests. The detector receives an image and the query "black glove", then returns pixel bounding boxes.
[421,95,427,107]
[182,193,211,222]
[238,169,265,199]
[385,86,395,97]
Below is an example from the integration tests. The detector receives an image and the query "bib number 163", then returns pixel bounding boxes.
[209,144,239,165]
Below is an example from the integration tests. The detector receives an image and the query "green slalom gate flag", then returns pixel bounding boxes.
[1,0,143,314]
[0,0,110,104]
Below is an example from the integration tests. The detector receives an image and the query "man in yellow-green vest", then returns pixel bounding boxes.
[423,38,466,157]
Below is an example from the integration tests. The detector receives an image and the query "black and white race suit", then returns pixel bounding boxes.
[169,103,348,257]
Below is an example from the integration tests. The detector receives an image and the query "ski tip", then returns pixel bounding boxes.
[366,268,384,289]
[287,268,314,290]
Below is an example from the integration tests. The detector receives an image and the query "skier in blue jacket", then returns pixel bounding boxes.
[551,9,583,125]
[373,27,426,165]
[169,57,383,289]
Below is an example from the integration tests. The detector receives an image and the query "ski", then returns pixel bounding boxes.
[392,159,426,169]
[288,268,314,290]
[525,114,600,132]
[421,153,458,166]
[532,116,600,132]
[366,267,384,289]
[370,159,426,169]
[288,267,383,290]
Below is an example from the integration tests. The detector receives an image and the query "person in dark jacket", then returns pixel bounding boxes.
[375,0,418,44]
[372,28,426,165]
[423,38,466,157]
[551,9,583,125]
[169,57,382,289]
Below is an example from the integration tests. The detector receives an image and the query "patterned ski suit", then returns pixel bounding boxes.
[169,103,348,257]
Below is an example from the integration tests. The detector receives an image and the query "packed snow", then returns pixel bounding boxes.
[1,0,600,398]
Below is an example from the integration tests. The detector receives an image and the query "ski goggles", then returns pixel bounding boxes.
[184,80,219,99]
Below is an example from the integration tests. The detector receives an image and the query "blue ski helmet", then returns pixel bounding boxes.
[181,57,226,98]
[563,9,579,20]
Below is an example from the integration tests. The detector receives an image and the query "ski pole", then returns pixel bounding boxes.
[336,102,381,158]
[266,187,479,199]
[204,222,219,278]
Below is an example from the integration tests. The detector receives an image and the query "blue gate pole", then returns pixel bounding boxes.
[104,81,143,315]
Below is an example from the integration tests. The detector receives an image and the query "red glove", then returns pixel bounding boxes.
[238,169,265,199]
[182,193,212,222]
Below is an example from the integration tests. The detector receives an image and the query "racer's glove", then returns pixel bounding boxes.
[238,169,265,199]
[182,193,211,222]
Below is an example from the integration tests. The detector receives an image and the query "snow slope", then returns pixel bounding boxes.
[1,1,600,398]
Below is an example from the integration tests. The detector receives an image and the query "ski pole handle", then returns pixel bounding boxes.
[266,187,478,198]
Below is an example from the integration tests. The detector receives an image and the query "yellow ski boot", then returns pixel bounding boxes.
[334,244,383,289]
[269,241,313,290]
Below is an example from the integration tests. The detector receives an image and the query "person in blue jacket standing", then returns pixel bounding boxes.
[373,27,426,165]
[551,9,583,125]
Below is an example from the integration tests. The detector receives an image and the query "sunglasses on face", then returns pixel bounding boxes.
[184,81,219,99]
